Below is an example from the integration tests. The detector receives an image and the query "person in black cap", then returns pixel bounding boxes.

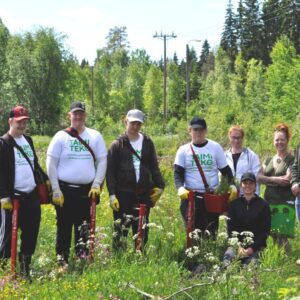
[0,105,46,279]
[174,117,237,236]
[223,172,271,266]
[106,109,165,250]
[46,101,107,269]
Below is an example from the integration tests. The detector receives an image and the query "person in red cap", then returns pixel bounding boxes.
[0,105,46,279]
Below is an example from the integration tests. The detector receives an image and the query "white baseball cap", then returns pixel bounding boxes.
[126,109,145,123]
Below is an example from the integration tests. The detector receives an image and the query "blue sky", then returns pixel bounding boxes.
[1,0,238,63]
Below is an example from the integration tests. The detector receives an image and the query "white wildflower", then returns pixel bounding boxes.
[132,234,138,240]
[228,237,240,247]
[219,215,230,221]
[241,231,254,237]
[231,231,239,237]
[166,232,175,239]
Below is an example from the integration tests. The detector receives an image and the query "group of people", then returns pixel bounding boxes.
[0,102,299,279]
[0,103,164,279]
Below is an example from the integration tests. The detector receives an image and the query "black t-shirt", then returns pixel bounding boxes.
[232,152,242,172]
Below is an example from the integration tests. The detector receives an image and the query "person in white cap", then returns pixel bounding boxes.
[106,109,165,250]
[47,101,107,267]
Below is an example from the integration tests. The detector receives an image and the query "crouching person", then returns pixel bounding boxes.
[0,105,43,279]
[106,109,165,251]
[223,172,271,266]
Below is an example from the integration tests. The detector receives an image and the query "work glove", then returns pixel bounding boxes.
[178,187,190,200]
[109,195,120,212]
[52,189,64,207]
[0,197,12,210]
[228,184,238,202]
[88,184,101,199]
[150,187,163,207]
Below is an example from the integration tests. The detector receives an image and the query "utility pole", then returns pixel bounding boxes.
[153,31,177,127]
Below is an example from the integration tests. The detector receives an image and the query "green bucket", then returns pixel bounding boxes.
[270,204,295,238]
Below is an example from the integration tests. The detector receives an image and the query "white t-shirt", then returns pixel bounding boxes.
[47,127,107,184]
[174,140,228,192]
[130,133,143,182]
[14,136,36,193]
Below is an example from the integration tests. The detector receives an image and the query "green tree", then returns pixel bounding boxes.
[266,36,300,121]
[221,0,238,70]
[6,28,68,134]
[237,0,264,61]
[143,65,163,121]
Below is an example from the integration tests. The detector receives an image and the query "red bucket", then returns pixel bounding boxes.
[37,183,49,205]
[204,193,229,213]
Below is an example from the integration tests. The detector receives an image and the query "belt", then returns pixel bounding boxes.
[59,180,92,189]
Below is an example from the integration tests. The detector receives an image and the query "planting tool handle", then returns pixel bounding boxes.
[11,199,20,277]
[135,204,147,251]
[89,196,97,260]
[186,191,195,249]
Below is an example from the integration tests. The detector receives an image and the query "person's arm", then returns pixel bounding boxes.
[257,161,291,186]
[92,156,107,188]
[149,139,165,190]
[0,139,9,199]
[174,164,185,189]
[219,165,234,183]
[106,142,118,196]
[46,155,60,192]
[251,151,261,176]
[249,203,271,251]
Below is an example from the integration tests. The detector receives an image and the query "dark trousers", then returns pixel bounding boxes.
[0,189,41,259]
[55,182,91,262]
[113,191,151,248]
[180,192,219,236]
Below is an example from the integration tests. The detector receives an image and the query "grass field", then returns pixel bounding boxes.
[1,135,300,300]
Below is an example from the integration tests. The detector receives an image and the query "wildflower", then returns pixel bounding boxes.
[204,252,218,263]
[185,246,200,258]
[240,231,254,237]
[219,215,230,221]
[166,232,175,239]
[231,231,239,237]
[114,219,122,225]
[228,237,240,247]
[132,234,138,240]
[217,232,228,239]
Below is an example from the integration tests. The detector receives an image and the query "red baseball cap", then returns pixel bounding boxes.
[9,105,30,121]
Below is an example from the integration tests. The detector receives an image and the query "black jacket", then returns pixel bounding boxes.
[0,133,46,199]
[227,195,271,251]
[106,133,165,195]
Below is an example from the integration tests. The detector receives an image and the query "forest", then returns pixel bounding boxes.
[0,1,300,152]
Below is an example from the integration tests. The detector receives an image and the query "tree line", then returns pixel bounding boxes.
[0,0,300,147]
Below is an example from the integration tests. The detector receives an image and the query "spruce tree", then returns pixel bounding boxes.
[237,0,264,62]
[221,0,238,70]
[262,0,282,65]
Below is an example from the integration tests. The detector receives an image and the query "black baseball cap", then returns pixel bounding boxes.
[70,101,86,113]
[241,172,256,183]
[189,117,207,129]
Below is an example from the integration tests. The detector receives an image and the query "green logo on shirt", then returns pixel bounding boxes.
[17,145,33,159]
[192,153,213,166]
[69,139,89,152]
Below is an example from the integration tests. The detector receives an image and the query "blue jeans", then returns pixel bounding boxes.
[296,197,300,224]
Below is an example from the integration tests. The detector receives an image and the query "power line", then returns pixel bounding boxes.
[153,31,177,126]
